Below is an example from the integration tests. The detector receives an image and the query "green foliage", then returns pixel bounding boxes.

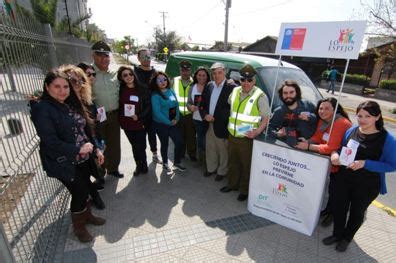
[30,0,58,26]
[379,79,396,90]
[152,26,182,55]
[343,74,370,86]
[192,45,200,51]
[321,70,370,86]
[113,36,136,54]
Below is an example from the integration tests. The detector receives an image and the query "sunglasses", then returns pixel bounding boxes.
[69,77,85,86]
[240,77,254,83]
[140,55,151,61]
[87,72,96,77]
[122,72,134,78]
[156,76,168,85]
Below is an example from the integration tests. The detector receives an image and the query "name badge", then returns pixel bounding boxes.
[169,95,176,101]
[322,132,329,142]
[130,95,139,102]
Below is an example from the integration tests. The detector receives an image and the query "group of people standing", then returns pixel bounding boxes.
[31,41,396,252]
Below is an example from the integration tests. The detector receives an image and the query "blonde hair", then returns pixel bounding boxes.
[59,64,93,105]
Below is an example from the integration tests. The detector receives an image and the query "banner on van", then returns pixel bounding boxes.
[248,140,330,236]
[275,21,366,59]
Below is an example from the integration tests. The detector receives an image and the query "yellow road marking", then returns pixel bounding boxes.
[372,200,396,217]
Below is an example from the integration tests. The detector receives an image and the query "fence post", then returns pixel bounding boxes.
[0,224,15,263]
[44,24,59,68]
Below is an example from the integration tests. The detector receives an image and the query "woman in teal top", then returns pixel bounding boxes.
[150,72,186,172]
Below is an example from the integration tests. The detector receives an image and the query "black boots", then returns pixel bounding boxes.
[134,161,148,176]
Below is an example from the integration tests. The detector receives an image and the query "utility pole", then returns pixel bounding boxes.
[159,11,168,61]
[159,11,168,36]
[64,0,72,34]
[224,0,231,52]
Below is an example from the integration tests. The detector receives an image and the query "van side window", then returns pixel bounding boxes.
[228,70,241,86]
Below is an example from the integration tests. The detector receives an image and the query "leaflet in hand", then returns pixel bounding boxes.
[124,104,135,117]
[339,139,359,166]
[97,106,107,123]
[236,124,253,137]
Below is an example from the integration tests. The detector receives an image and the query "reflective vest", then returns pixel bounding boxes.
[172,76,193,116]
[228,86,263,138]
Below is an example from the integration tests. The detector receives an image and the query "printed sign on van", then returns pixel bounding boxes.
[275,21,366,59]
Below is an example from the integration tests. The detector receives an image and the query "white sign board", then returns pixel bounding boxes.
[275,21,367,59]
[248,140,330,236]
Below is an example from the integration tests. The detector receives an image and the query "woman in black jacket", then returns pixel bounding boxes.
[117,65,151,176]
[31,69,106,243]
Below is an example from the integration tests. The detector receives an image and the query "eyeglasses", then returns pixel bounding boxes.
[140,55,151,61]
[69,77,84,86]
[240,77,254,83]
[122,72,134,78]
[156,76,168,85]
[87,72,96,77]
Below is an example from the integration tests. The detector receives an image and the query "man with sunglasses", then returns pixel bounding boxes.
[134,48,161,164]
[172,60,197,162]
[91,41,123,178]
[220,64,270,202]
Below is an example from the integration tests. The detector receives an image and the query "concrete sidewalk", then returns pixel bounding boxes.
[57,140,396,262]
[54,58,396,262]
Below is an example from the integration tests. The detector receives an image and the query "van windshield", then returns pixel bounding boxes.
[257,67,322,109]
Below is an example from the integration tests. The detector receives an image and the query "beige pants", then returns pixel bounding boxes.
[205,123,228,176]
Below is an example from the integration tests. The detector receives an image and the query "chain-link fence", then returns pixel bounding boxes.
[1,11,92,262]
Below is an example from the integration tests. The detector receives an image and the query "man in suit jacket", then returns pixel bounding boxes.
[199,62,236,181]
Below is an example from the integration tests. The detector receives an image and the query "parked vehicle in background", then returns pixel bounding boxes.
[165,52,322,108]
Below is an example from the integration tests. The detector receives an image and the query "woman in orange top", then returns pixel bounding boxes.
[296,97,352,226]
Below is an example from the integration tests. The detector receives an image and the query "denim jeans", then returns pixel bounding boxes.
[193,119,206,152]
[153,121,183,165]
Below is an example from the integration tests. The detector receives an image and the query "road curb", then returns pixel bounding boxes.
[372,200,396,217]
[344,107,396,124]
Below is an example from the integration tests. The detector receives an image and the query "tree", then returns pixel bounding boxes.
[360,0,395,37]
[30,0,58,26]
[152,26,182,54]
[112,36,136,54]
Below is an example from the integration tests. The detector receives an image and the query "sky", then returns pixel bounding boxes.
[87,0,369,46]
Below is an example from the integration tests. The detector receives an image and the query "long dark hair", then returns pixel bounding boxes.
[192,66,211,84]
[278,80,302,103]
[117,65,144,95]
[149,71,170,99]
[316,97,350,122]
[42,69,83,114]
[356,100,384,131]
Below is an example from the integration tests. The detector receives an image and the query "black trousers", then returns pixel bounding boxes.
[124,129,147,164]
[331,169,380,241]
[145,123,158,153]
[59,161,94,213]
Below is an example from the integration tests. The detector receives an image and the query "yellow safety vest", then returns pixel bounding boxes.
[228,86,263,137]
[172,76,193,116]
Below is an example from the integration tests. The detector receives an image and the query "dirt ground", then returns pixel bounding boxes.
[0,173,34,225]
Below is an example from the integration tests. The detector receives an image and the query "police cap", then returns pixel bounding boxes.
[239,64,257,78]
[91,41,111,54]
[179,60,192,69]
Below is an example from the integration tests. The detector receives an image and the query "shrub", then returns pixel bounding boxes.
[343,74,370,86]
[379,79,396,91]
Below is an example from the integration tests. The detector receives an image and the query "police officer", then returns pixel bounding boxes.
[220,64,270,201]
[172,60,197,161]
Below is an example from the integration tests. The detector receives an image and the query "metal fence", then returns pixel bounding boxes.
[1,11,92,262]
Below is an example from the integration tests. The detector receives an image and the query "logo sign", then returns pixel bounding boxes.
[275,21,367,59]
